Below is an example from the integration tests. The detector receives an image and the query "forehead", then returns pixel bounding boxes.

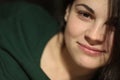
[73,0,108,11]
[74,0,108,5]
[72,0,109,18]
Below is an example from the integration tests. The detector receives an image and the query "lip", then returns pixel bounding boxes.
[76,42,106,56]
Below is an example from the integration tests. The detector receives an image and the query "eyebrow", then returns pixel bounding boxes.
[75,4,94,14]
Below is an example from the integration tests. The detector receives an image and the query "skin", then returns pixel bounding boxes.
[41,0,115,79]
[64,0,114,69]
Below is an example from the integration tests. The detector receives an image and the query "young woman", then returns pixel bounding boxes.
[0,0,120,80]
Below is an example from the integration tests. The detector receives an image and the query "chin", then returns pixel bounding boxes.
[74,54,107,70]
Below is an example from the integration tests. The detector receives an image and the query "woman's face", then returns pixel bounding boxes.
[64,0,114,69]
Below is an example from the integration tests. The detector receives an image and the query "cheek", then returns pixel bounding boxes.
[109,32,114,52]
[65,18,87,38]
[103,31,114,58]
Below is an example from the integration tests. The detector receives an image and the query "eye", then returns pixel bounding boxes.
[77,10,94,21]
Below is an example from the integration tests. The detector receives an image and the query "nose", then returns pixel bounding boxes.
[85,23,107,45]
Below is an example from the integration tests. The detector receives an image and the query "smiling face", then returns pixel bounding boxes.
[64,0,114,69]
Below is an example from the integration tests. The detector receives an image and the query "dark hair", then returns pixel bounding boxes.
[98,0,120,80]
[58,0,74,32]
[60,0,120,80]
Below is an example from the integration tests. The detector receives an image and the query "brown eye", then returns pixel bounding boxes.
[77,10,94,21]
[80,12,90,18]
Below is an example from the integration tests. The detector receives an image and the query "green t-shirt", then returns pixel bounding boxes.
[0,2,58,80]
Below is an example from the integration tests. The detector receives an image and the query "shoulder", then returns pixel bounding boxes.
[0,2,59,50]
[0,1,57,23]
[0,2,58,79]
[0,1,58,34]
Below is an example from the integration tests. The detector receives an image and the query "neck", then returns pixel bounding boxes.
[62,47,96,80]
[53,33,97,80]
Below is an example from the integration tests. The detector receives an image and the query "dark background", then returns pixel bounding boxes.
[0,0,65,24]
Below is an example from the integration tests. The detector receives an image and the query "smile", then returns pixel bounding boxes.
[76,42,106,56]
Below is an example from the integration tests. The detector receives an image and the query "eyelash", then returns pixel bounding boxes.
[77,10,94,21]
